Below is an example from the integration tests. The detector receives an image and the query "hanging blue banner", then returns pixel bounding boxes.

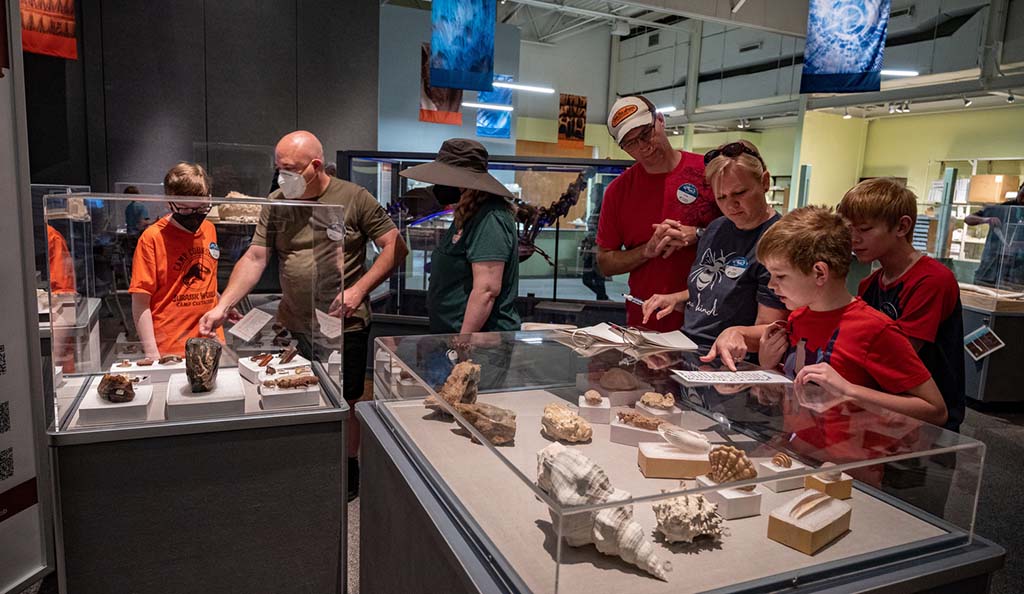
[430,0,495,92]
[476,74,512,139]
[800,0,891,94]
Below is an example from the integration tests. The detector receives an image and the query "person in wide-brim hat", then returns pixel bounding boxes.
[400,138,521,335]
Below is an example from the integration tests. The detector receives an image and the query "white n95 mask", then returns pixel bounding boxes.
[278,169,307,199]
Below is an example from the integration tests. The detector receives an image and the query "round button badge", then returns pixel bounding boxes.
[677,182,699,205]
[326,223,345,242]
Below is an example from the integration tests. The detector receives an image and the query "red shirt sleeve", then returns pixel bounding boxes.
[596,176,624,251]
[864,324,932,394]
[894,269,957,343]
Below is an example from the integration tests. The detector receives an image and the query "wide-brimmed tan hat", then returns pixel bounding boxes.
[399,138,514,199]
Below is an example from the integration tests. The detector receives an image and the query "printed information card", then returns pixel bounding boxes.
[672,369,793,386]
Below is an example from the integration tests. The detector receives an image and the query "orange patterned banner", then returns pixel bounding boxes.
[558,93,587,149]
[21,0,77,60]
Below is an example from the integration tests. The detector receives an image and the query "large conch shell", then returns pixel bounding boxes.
[652,493,724,543]
[657,424,711,455]
[536,443,672,581]
[708,445,757,490]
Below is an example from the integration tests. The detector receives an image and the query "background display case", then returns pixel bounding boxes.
[339,151,634,334]
[38,192,349,594]
[359,331,1003,594]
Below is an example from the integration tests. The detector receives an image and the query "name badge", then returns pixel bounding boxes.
[724,256,748,279]
[209,242,220,260]
[677,182,699,205]
[326,223,345,242]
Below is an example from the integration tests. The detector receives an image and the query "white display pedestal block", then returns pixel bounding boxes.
[109,359,185,383]
[697,474,762,519]
[259,383,322,410]
[609,418,665,447]
[759,459,809,493]
[78,384,154,426]
[637,442,710,479]
[577,395,611,424]
[238,352,311,384]
[166,370,245,420]
[635,402,683,425]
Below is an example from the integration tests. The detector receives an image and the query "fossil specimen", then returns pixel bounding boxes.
[708,445,757,490]
[264,374,319,389]
[541,403,593,443]
[452,402,517,445]
[424,361,481,414]
[599,367,639,391]
[583,389,603,405]
[616,410,664,431]
[250,353,268,361]
[658,424,711,455]
[185,337,222,393]
[265,365,278,375]
[278,345,298,364]
[816,464,843,481]
[116,359,132,368]
[772,452,793,468]
[640,392,675,410]
[136,358,154,367]
[790,491,832,520]
[98,374,135,403]
[652,493,724,544]
[536,443,671,581]
[256,353,274,367]
[158,354,182,365]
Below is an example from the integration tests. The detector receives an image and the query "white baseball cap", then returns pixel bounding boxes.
[607,95,656,144]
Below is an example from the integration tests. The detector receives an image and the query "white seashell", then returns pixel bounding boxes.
[652,493,724,544]
[536,443,671,581]
[658,424,711,455]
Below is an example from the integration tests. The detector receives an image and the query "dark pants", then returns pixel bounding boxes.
[295,326,370,403]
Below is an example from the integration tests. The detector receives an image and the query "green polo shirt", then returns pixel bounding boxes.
[428,198,521,333]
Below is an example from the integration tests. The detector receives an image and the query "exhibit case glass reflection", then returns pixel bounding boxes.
[339,151,633,307]
[369,331,992,594]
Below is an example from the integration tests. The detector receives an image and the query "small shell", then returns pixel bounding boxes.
[708,445,757,490]
[772,452,792,468]
[657,424,711,455]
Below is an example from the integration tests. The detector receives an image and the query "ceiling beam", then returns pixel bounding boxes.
[598,0,807,37]
[507,0,693,35]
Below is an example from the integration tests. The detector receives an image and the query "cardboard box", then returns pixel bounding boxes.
[968,174,1019,204]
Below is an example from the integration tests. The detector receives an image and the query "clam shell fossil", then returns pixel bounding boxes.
[708,445,757,490]
[536,443,672,581]
[599,367,639,391]
[657,424,711,455]
[771,452,793,468]
[652,493,724,544]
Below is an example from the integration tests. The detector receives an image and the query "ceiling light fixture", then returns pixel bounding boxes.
[1008,90,1016,104]
[843,107,852,119]
[962,95,973,107]
[461,102,514,112]
[655,105,677,114]
[880,69,920,77]
[492,81,555,94]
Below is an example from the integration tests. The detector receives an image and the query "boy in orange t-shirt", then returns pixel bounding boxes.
[130,163,223,358]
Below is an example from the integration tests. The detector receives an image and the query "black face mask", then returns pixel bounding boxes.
[434,184,462,205]
[172,212,206,233]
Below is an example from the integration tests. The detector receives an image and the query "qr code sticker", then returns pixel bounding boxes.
[0,401,9,433]
[0,447,13,482]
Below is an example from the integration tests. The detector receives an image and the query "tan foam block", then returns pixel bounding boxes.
[637,442,711,479]
[804,473,853,500]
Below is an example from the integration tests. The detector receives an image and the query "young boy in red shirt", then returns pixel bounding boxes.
[838,179,965,431]
[756,206,947,426]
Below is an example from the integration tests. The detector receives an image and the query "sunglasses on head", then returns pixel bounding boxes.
[704,142,766,168]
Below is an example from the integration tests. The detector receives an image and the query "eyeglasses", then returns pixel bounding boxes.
[619,125,657,151]
[704,142,766,169]
[169,202,212,216]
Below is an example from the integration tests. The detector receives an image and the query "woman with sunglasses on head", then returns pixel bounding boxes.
[130,162,225,359]
[642,140,788,369]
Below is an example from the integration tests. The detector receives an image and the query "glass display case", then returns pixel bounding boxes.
[339,151,634,318]
[366,331,994,594]
[39,191,347,431]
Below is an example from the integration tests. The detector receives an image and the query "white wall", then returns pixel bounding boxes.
[378,5,520,155]
[517,26,613,123]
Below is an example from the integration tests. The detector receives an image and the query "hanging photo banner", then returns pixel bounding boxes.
[558,94,587,149]
[419,43,463,126]
[800,0,890,94]
[430,0,494,92]
[21,0,78,60]
[476,74,512,139]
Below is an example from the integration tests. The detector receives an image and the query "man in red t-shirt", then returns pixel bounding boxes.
[596,95,720,331]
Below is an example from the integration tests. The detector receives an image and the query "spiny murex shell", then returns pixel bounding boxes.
[536,443,672,581]
[541,403,593,443]
[640,392,675,410]
[599,367,639,391]
[452,402,517,445]
[658,424,711,455]
[652,493,724,544]
[708,445,758,489]
[424,361,481,414]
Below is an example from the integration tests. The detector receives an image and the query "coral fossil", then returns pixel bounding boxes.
[708,445,758,490]
[541,403,593,443]
[640,392,675,410]
[536,443,671,580]
[616,410,664,431]
[652,494,724,544]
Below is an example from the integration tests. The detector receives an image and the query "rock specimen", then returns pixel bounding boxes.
[599,368,639,391]
[583,389,603,405]
[640,392,675,410]
[279,345,299,364]
[652,493,724,544]
[116,359,132,368]
[541,403,593,443]
[98,374,135,403]
[658,424,711,454]
[264,374,319,389]
[185,337,222,393]
[136,358,154,367]
[452,402,517,445]
[772,452,793,468]
[536,443,671,581]
[616,410,664,431]
[158,355,182,365]
[265,365,278,375]
[424,361,481,415]
[708,445,758,490]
